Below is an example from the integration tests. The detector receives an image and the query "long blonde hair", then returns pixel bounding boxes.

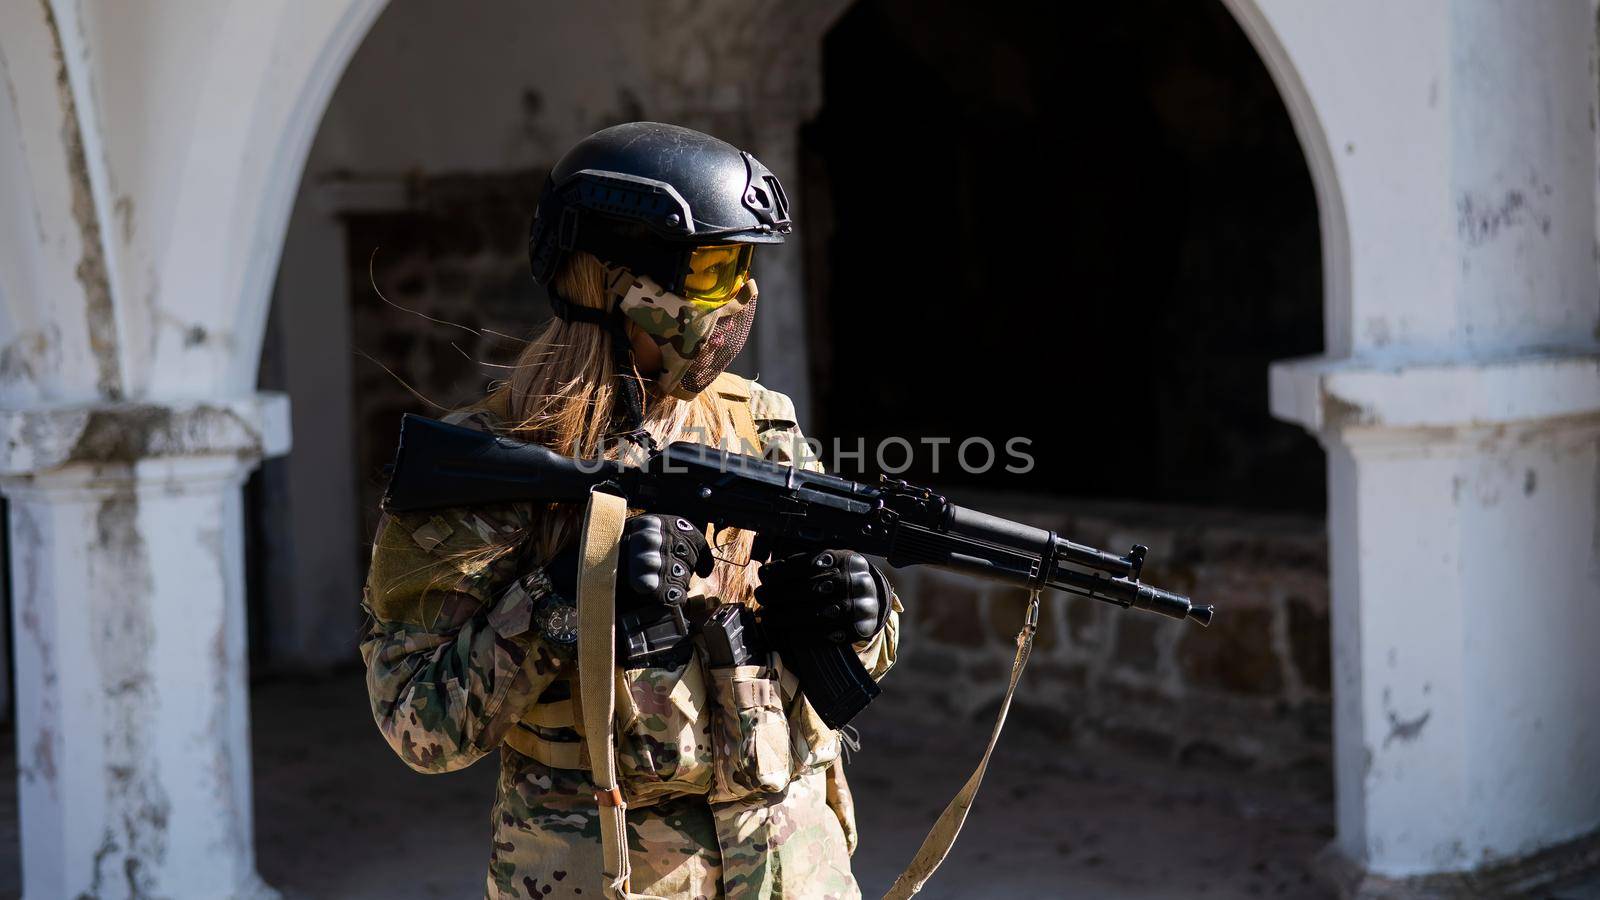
[484,251,757,606]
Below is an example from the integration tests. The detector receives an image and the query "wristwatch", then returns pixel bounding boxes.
[533,588,579,646]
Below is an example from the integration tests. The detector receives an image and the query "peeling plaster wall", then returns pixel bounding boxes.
[1449,1,1598,353]
[1,0,389,405]
[0,2,115,406]
[1457,427,1600,859]
[6,458,266,898]
[0,1,379,895]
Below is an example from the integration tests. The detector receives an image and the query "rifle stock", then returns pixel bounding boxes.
[384,414,623,511]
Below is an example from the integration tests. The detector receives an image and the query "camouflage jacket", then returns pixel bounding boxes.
[361,379,901,899]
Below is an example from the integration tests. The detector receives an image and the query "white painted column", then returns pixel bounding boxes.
[1237,0,1600,883]
[1286,361,1600,878]
[0,2,385,895]
[0,397,289,898]
[5,454,277,899]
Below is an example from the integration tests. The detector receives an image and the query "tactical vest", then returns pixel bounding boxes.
[494,373,1032,900]
[500,373,843,808]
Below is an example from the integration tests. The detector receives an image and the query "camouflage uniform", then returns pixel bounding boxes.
[362,380,900,899]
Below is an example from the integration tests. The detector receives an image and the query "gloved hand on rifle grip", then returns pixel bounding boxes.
[619,513,715,614]
[756,548,891,645]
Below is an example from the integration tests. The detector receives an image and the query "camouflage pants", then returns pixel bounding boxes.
[487,751,860,899]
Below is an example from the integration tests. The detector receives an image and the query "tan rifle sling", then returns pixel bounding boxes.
[575,488,667,900]
[883,592,1042,898]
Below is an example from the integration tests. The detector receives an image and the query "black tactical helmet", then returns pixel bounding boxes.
[528,122,792,294]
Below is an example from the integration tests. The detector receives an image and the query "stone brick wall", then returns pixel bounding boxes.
[876,494,1331,776]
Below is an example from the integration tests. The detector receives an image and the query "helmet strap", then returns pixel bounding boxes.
[547,290,611,326]
[607,319,657,453]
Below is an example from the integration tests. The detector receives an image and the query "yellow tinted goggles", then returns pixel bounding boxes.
[681,243,754,309]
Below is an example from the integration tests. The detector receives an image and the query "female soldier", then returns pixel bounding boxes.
[360,122,901,900]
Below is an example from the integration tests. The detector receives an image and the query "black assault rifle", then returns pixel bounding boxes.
[381,414,1213,728]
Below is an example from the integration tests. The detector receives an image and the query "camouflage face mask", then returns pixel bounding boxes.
[605,264,758,398]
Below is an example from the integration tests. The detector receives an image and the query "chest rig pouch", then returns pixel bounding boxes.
[499,375,843,897]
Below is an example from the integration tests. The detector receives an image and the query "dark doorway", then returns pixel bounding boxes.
[802,0,1324,511]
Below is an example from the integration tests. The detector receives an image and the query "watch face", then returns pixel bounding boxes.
[538,597,579,645]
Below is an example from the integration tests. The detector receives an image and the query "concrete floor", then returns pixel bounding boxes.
[0,670,1338,899]
[1,675,1595,898]
[6,670,1600,900]
[245,673,1339,899]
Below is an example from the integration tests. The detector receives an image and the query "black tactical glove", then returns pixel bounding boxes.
[618,513,715,611]
[615,514,714,667]
[542,514,714,610]
[755,549,891,645]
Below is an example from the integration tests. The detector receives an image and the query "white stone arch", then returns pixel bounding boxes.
[1214,0,1365,869]
[1217,0,1353,358]
[0,0,391,407]
[224,0,392,393]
